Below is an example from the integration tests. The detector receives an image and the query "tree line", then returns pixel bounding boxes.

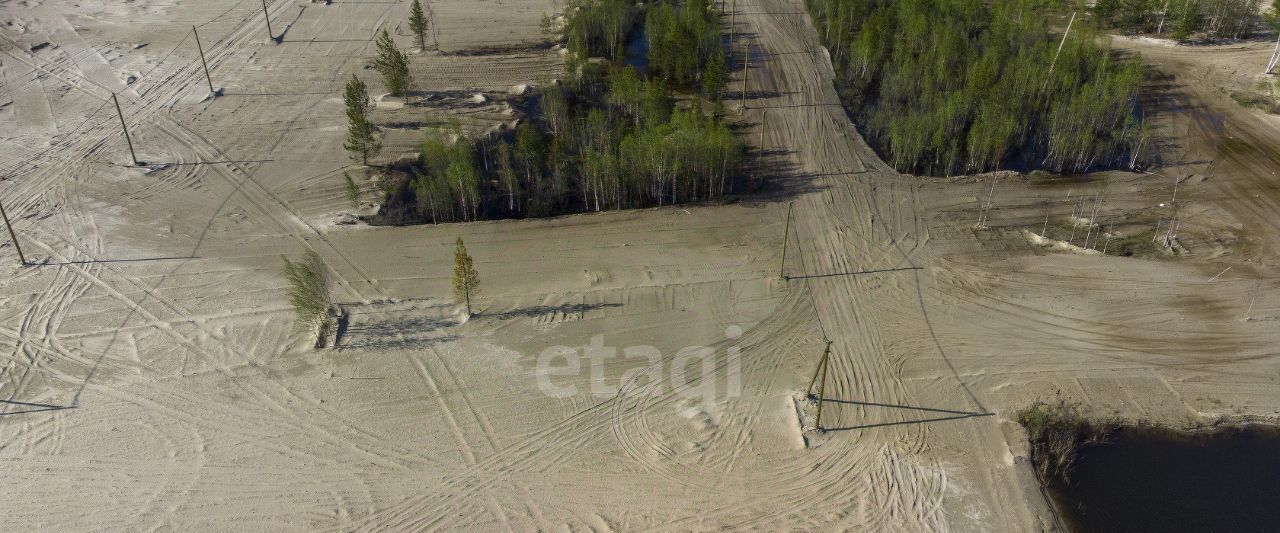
[564,0,727,96]
[391,67,743,224]
[1093,0,1277,40]
[369,0,745,224]
[806,0,1150,176]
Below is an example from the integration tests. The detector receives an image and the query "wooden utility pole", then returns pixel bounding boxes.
[193,26,215,96]
[262,0,276,43]
[740,42,750,109]
[112,93,139,166]
[779,200,792,279]
[728,0,736,68]
[429,1,440,49]
[0,196,26,266]
[759,109,767,149]
[806,340,833,430]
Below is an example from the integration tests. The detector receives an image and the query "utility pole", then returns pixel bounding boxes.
[806,340,833,430]
[262,0,276,43]
[759,109,766,149]
[740,42,750,109]
[779,200,792,279]
[112,93,139,166]
[429,1,440,49]
[0,196,26,266]
[728,0,736,68]
[193,26,215,96]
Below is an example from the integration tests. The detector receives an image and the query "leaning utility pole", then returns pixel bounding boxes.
[193,26,215,96]
[779,200,793,279]
[262,0,276,43]
[806,340,833,430]
[112,93,139,166]
[0,196,26,266]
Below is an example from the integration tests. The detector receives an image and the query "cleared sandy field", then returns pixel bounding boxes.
[2,0,1279,530]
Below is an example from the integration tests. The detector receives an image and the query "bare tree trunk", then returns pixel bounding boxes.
[1042,11,1077,92]
[1156,0,1171,34]
[1266,32,1280,75]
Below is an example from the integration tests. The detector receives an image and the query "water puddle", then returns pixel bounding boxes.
[1048,425,1280,533]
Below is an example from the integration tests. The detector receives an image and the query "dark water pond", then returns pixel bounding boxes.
[1049,425,1280,533]
[623,27,648,76]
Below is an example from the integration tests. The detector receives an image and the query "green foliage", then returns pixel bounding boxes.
[280,250,331,335]
[564,0,638,60]
[373,29,412,96]
[452,236,480,315]
[561,0,725,94]
[343,172,361,210]
[646,0,724,90]
[409,0,430,50]
[1096,0,1263,39]
[607,65,644,122]
[1265,0,1280,30]
[494,141,520,211]
[702,50,726,100]
[342,75,380,164]
[386,65,743,222]
[374,1,746,224]
[415,129,480,222]
[1172,0,1203,39]
[808,0,1148,175]
[1231,90,1280,114]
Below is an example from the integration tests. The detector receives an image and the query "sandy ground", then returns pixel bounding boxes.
[2,0,1280,530]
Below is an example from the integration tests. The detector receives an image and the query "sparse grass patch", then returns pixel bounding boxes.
[1106,230,1162,257]
[1230,91,1280,114]
[281,250,333,347]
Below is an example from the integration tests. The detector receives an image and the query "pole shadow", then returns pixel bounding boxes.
[157,160,274,166]
[41,255,197,266]
[818,399,993,432]
[0,399,75,417]
[786,266,922,280]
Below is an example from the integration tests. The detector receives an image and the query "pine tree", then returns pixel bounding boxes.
[452,236,480,316]
[373,29,412,97]
[343,75,380,165]
[342,171,361,210]
[409,0,430,50]
[281,250,332,340]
